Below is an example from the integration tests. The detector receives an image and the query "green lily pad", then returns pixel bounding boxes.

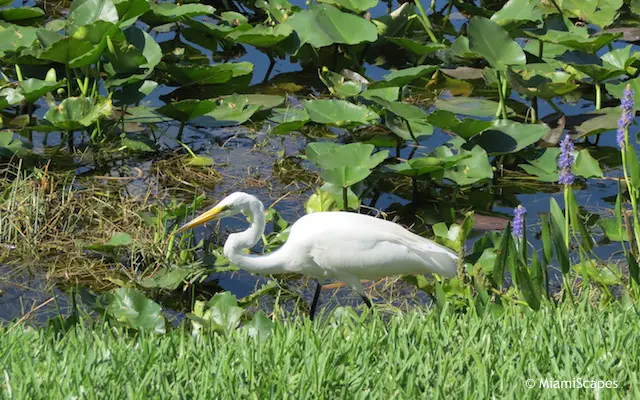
[317,0,377,12]
[0,7,44,22]
[286,4,377,48]
[369,65,439,89]
[67,0,119,34]
[435,97,514,118]
[164,62,253,86]
[269,107,309,134]
[606,77,640,111]
[244,311,274,341]
[138,267,192,290]
[441,145,493,185]
[0,131,32,157]
[518,148,560,182]
[387,151,468,177]
[303,99,379,126]
[506,65,579,99]
[319,68,363,98]
[227,24,293,48]
[468,16,526,71]
[142,2,215,26]
[387,37,447,56]
[306,142,388,187]
[462,120,550,155]
[98,288,165,333]
[44,96,113,130]
[426,110,493,139]
[204,292,244,333]
[376,99,433,140]
[573,148,603,178]
[523,29,620,53]
[490,0,542,28]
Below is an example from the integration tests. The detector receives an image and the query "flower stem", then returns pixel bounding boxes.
[595,83,601,111]
[414,0,438,43]
[564,185,570,249]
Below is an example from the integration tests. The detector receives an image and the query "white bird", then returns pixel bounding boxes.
[176,192,459,318]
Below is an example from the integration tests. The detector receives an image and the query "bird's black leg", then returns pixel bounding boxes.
[309,280,322,320]
[360,294,372,308]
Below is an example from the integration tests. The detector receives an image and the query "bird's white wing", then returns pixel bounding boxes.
[287,212,458,280]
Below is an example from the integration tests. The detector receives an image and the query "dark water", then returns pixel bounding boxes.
[0,0,637,323]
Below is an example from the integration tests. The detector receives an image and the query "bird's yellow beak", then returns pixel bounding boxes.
[174,205,227,234]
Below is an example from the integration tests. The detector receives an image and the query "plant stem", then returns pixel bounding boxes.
[564,186,570,249]
[342,187,348,211]
[177,121,186,142]
[622,130,640,254]
[414,0,438,43]
[595,83,601,111]
[65,64,72,97]
[496,71,507,119]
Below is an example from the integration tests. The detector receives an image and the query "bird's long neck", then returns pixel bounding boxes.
[223,201,288,274]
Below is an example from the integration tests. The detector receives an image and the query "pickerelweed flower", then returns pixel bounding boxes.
[558,136,575,185]
[513,205,526,239]
[617,84,635,148]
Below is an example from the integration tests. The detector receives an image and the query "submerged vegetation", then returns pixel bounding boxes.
[1,0,640,394]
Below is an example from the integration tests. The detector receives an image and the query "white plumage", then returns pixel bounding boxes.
[176,192,459,316]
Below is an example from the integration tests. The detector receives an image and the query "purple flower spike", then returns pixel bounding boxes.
[558,136,575,186]
[513,205,526,239]
[617,84,635,148]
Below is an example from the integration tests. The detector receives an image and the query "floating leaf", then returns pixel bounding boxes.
[573,149,603,178]
[269,107,309,134]
[99,288,165,333]
[306,142,388,187]
[468,16,526,70]
[490,0,542,28]
[205,292,244,333]
[369,65,438,89]
[244,311,274,341]
[164,62,253,86]
[303,99,378,126]
[435,97,514,118]
[319,68,363,98]
[462,120,550,155]
[441,145,493,185]
[227,24,293,47]
[44,96,113,130]
[286,4,377,48]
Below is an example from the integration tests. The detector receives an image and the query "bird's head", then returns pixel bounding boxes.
[174,192,259,234]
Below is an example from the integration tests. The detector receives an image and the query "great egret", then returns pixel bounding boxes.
[176,192,459,318]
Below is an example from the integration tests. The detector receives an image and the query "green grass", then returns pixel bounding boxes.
[1,303,639,399]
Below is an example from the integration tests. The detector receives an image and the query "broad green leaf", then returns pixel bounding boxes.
[573,148,603,178]
[320,182,360,209]
[493,223,511,287]
[44,96,113,130]
[626,142,640,189]
[0,7,44,22]
[269,107,309,134]
[306,142,388,187]
[387,37,447,56]
[205,292,244,333]
[67,0,119,34]
[138,267,192,290]
[387,152,467,177]
[99,288,165,333]
[286,4,377,48]
[305,189,338,213]
[377,100,433,140]
[164,62,253,86]
[360,87,399,102]
[157,100,218,123]
[519,148,560,182]
[303,99,379,127]
[227,24,293,47]
[523,29,620,53]
[606,77,640,111]
[369,65,438,89]
[490,0,542,28]
[434,97,514,118]
[0,131,32,157]
[468,16,526,70]
[244,311,274,341]
[442,145,493,185]
[506,65,579,99]
[142,2,215,26]
[426,110,493,139]
[122,132,155,152]
[462,120,549,155]
[317,0,377,12]
[319,68,363,98]
[106,232,133,246]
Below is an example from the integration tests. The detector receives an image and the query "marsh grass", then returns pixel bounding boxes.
[0,162,203,291]
[1,302,638,398]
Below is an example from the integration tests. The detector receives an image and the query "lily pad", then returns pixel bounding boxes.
[468,16,526,70]
[319,68,363,98]
[369,65,439,89]
[462,120,550,155]
[227,24,293,48]
[441,145,493,185]
[44,96,113,130]
[286,4,377,48]
[435,97,514,118]
[98,288,165,333]
[303,99,379,126]
[164,62,254,86]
